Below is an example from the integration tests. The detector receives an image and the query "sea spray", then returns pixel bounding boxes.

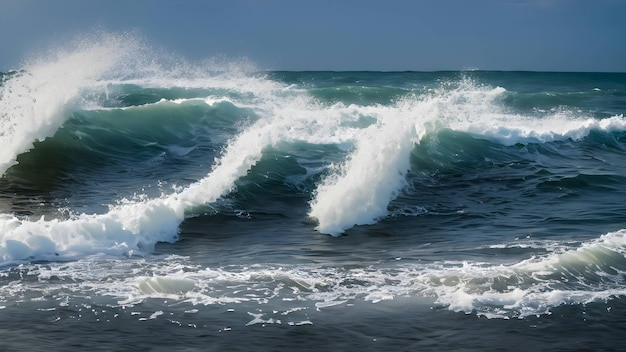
[309,104,418,235]
[0,31,307,260]
[308,82,508,235]
[307,81,506,235]
[0,110,275,261]
[0,52,361,261]
[308,79,626,235]
[0,32,143,176]
[423,79,626,145]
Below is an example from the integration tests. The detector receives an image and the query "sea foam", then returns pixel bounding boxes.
[9,229,625,319]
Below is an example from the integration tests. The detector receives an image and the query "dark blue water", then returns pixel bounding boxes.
[1,35,626,351]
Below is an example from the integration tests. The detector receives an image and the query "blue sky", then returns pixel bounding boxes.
[1,0,625,72]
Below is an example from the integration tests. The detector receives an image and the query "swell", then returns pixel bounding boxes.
[2,64,626,322]
[2,46,626,263]
[101,84,254,108]
[308,77,626,235]
[4,101,327,221]
[14,120,625,223]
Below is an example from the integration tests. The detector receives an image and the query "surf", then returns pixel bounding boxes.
[2,33,626,266]
[5,228,625,319]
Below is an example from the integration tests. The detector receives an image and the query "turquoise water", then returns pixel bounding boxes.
[1,35,626,351]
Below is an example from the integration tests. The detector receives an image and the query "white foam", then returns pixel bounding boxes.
[418,80,626,145]
[309,103,419,235]
[422,229,626,317]
[308,82,506,235]
[8,230,625,319]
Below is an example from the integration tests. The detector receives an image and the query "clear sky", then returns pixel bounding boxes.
[1,0,625,72]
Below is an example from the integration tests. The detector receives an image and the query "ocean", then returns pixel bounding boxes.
[1,35,626,351]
